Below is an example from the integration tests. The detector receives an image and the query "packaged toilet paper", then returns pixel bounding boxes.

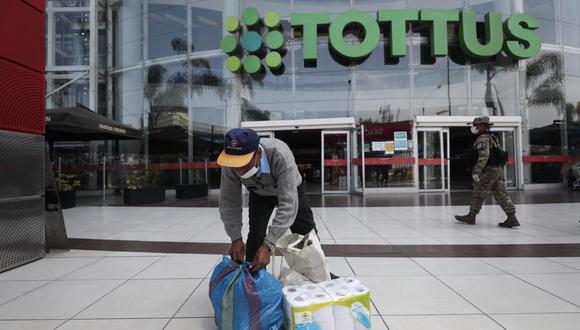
[285,289,335,330]
[283,278,371,330]
[326,284,371,330]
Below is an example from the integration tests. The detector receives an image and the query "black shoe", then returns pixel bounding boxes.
[330,272,340,280]
[455,212,476,225]
[498,215,520,228]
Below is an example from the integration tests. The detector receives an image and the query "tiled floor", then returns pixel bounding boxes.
[1,250,580,329]
[64,203,580,245]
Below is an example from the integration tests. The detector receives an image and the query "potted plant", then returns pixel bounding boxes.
[123,170,166,205]
[176,169,208,199]
[56,174,81,209]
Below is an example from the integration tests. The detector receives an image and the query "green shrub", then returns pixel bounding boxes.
[125,170,159,190]
[56,174,81,192]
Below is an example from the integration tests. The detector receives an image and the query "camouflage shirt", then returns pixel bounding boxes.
[472,133,500,175]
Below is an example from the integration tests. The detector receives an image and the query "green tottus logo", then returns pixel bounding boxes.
[222,8,541,74]
[221,7,286,74]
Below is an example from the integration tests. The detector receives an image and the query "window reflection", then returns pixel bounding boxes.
[525,51,565,183]
[54,12,90,66]
[293,0,351,14]
[147,4,187,59]
[191,2,223,52]
[411,0,463,9]
[468,0,513,14]
[50,78,90,108]
[524,0,557,21]
[471,62,519,116]
[353,0,408,12]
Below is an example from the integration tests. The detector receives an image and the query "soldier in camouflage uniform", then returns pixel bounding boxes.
[455,117,520,228]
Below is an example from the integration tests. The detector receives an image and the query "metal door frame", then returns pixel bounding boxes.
[416,116,523,190]
[491,126,519,189]
[351,124,365,196]
[417,127,450,192]
[321,130,351,194]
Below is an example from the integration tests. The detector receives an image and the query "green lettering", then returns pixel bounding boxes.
[329,11,380,60]
[377,9,419,57]
[291,13,331,61]
[503,14,541,59]
[459,11,504,58]
[420,9,460,57]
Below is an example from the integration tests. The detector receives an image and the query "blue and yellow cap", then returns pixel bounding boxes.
[217,128,260,168]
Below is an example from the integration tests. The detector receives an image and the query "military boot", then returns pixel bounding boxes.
[455,211,477,225]
[498,214,520,228]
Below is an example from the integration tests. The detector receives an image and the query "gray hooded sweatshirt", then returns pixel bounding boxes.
[219,138,302,245]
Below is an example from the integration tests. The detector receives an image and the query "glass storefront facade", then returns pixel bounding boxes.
[45,0,580,195]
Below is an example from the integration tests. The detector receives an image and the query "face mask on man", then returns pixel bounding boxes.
[470,126,479,135]
[240,164,259,179]
[239,150,260,179]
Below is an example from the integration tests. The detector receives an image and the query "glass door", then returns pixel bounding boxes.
[321,131,350,194]
[491,128,517,189]
[352,124,365,195]
[418,129,450,191]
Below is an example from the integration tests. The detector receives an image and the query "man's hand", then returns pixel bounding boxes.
[472,174,480,183]
[229,239,245,263]
[249,243,271,272]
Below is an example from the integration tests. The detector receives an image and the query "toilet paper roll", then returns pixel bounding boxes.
[349,285,370,297]
[337,277,361,287]
[288,294,336,330]
[334,306,355,330]
[319,280,338,292]
[303,284,322,293]
[310,297,335,330]
[283,285,303,297]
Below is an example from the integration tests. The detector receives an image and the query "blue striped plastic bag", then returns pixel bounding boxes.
[209,256,284,330]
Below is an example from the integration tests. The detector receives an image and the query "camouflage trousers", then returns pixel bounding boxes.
[469,166,516,215]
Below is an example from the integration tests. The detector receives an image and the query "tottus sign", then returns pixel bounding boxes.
[222,8,541,74]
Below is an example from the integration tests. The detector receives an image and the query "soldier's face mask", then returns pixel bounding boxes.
[470,126,479,134]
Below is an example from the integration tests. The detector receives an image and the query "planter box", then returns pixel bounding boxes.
[58,191,76,209]
[123,188,165,205]
[176,184,208,199]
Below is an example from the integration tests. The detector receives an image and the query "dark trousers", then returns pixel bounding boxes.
[245,184,317,262]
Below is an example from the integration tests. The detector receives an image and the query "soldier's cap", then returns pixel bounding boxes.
[470,116,494,126]
[217,128,260,168]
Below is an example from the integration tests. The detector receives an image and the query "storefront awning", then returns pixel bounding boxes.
[46,107,142,141]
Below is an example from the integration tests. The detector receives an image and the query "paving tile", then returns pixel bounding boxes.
[547,257,580,271]
[0,280,122,319]
[481,258,580,274]
[517,273,580,306]
[362,276,479,315]
[439,274,580,314]
[327,257,355,277]
[0,320,63,330]
[76,279,200,319]
[384,315,503,330]
[413,258,505,276]
[134,255,220,279]
[0,281,48,305]
[61,257,160,280]
[490,313,580,330]
[0,258,100,281]
[175,279,213,318]
[56,319,168,330]
[347,258,429,276]
[165,318,216,330]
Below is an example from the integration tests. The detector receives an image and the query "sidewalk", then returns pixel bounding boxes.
[1,249,580,329]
